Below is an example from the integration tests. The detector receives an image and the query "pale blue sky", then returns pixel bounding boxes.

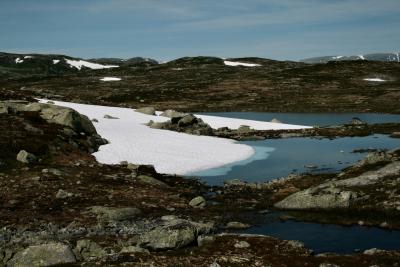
[1,0,399,61]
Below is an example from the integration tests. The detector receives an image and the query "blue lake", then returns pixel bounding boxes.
[200,112,400,127]
[192,134,399,186]
[195,112,400,253]
[235,213,400,254]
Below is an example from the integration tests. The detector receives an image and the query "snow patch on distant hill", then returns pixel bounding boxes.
[100,77,121,82]
[53,59,60,64]
[364,78,387,82]
[15,58,24,64]
[224,60,261,67]
[65,58,119,70]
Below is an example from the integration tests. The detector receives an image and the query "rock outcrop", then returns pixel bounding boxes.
[7,243,76,267]
[138,219,213,250]
[1,101,96,135]
[148,114,213,136]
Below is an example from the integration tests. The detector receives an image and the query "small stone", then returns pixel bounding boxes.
[74,239,107,261]
[379,222,389,228]
[16,150,37,164]
[161,215,178,221]
[363,248,386,255]
[160,109,186,118]
[91,118,99,122]
[189,196,206,208]
[209,261,221,267]
[197,235,215,247]
[56,189,73,199]
[225,221,251,229]
[88,206,141,223]
[319,264,340,267]
[287,240,305,248]
[234,240,250,248]
[120,246,149,254]
[137,175,168,187]
[270,118,282,123]
[136,107,156,115]
[103,114,119,119]
[224,179,246,186]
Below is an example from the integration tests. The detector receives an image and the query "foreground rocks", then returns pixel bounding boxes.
[7,243,76,267]
[2,99,400,266]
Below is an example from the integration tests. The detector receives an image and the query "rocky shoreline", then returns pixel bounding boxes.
[145,110,400,141]
[1,101,400,266]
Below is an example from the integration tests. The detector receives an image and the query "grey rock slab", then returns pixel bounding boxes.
[7,243,76,267]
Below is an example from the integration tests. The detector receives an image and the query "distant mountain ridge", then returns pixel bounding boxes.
[302,53,400,63]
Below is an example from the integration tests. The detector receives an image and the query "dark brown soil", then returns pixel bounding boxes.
[1,57,400,113]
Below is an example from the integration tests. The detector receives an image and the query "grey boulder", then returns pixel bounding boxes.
[136,107,156,115]
[7,243,76,267]
[16,150,36,164]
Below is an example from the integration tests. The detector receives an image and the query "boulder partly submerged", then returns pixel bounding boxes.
[0,101,96,135]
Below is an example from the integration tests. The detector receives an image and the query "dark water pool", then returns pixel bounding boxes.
[235,213,400,254]
[192,134,399,186]
[200,112,400,127]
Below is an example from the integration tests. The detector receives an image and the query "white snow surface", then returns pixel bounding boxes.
[224,60,261,67]
[195,114,310,130]
[65,58,119,70]
[364,78,386,82]
[100,77,122,82]
[24,56,33,59]
[53,59,60,64]
[38,100,310,175]
[15,58,24,64]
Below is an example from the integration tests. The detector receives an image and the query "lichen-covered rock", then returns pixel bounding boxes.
[177,114,197,127]
[7,243,76,267]
[16,150,36,164]
[1,101,97,135]
[189,196,206,208]
[159,109,187,118]
[274,186,358,209]
[24,103,96,134]
[88,206,141,223]
[138,219,213,250]
[74,239,107,261]
[136,107,156,115]
[137,175,168,187]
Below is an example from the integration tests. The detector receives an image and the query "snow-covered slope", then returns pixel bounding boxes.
[364,78,387,82]
[38,100,310,175]
[195,114,309,130]
[99,77,121,82]
[224,60,261,67]
[65,59,119,70]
